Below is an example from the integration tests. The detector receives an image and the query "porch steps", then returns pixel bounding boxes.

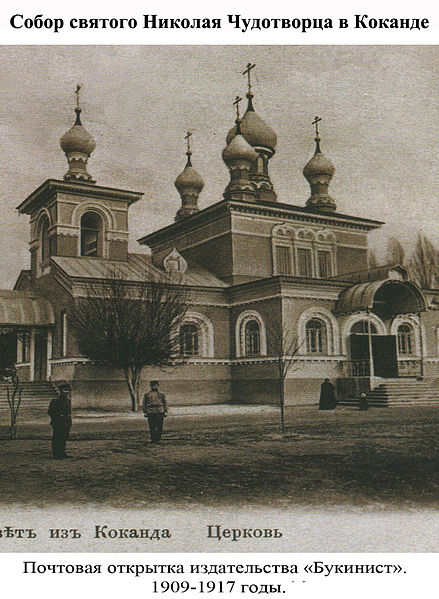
[340,378,439,408]
[0,381,58,417]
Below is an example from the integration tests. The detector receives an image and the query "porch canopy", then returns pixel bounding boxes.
[0,290,55,327]
[336,279,427,318]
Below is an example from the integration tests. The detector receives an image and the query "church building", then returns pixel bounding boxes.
[3,70,439,409]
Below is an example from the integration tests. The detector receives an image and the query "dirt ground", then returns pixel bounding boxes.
[1,405,439,508]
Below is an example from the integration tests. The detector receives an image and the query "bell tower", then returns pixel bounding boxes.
[16,86,143,280]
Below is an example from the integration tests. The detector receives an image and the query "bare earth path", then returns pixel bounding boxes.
[1,405,439,508]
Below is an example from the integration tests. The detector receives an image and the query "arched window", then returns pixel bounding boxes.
[40,216,50,262]
[179,323,199,356]
[305,319,327,354]
[81,211,103,257]
[351,320,378,335]
[245,320,261,356]
[397,324,414,356]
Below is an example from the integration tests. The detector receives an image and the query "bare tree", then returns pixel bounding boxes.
[69,272,189,411]
[408,233,439,289]
[6,368,23,440]
[268,322,302,436]
[386,237,405,266]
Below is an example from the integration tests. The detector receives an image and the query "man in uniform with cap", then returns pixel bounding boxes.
[142,380,167,444]
[48,382,72,459]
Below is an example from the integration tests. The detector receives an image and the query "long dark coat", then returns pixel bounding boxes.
[319,380,337,410]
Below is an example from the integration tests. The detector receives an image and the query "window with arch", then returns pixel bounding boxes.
[305,318,327,354]
[81,211,103,257]
[40,216,50,262]
[179,323,199,356]
[245,320,261,356]
[397,323,414,356]
[351,320,378,335]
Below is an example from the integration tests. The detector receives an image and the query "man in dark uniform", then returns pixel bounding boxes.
[142,381,167,444]
[48,382,72,459]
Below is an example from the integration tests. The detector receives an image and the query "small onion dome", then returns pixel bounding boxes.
[175,154,204,194]
[226,94,277,152]
[303,138,335,180]
[60,108,96,156]
[222,132,258,167]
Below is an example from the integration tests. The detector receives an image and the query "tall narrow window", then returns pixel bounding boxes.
[275,246,292,275]
[81,212,103,257]
[317,250,331,278]
[245,320,261,356]
[397,324,414,356]
[179,323,199,356]
[297,248,313,278]
[40,217,50,262]
[60,310,68,357]
[305,319,327,354]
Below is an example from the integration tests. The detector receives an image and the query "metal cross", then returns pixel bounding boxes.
[75,84,81,109]
[184,131,192,154]
[242,62,256,93]
[312,116,322,137]
[233,95,243,120]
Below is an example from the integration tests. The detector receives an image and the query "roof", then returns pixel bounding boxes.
[139,198,384,247]
[51,253,228,288]
[17,179,143,215]
[0,290,55,327]
[331,264,409,284]
[336,279,426,314]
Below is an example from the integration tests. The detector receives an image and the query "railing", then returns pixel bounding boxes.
[397,359,422,378]
[343,360,370,377]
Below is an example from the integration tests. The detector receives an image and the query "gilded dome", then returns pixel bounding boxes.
[222,133,259,166]
[226,96,277,152]
[60,109,96,156]
[175,156,204,192]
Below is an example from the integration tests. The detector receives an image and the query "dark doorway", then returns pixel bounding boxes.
[0,332,17,376]
[350,334,398,378]
[34,331,47,381]
[372,336,398,378]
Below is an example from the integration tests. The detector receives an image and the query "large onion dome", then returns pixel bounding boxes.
[226,93,277,153]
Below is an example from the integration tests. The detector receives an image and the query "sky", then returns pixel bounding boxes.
[0,45,438,287]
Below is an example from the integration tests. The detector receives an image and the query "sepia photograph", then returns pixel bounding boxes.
[1,45,439,551]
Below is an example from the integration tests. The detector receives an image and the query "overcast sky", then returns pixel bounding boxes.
[1,45,438,287]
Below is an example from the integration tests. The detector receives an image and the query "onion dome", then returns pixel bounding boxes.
[60,88,96,184]
[222,121,258,202]
[303,134,336,213]
[175,138,204,222]
[60,109,96,156]
[303,137,335,179]
[175,154,204,195]
[226,93,277,154]
[222,128,258,167]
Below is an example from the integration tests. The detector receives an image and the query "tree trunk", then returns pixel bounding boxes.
[123,368,138,412]
[279,377,286,436]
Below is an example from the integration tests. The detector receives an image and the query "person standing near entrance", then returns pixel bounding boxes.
[142,381,168,444]
[48,382,72,459]
[319,378,337,410]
